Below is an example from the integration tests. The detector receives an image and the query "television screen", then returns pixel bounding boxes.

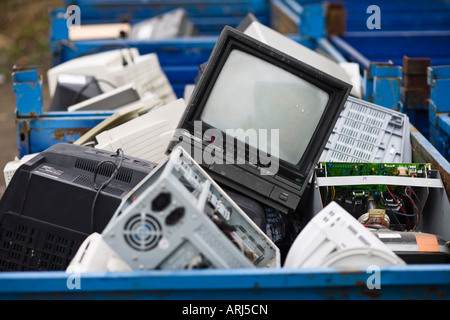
[201,49,329,165]
[169,26,351,213]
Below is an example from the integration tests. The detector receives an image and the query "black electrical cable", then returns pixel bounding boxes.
[380,191,406,231]
[385,206,406,232]
[90,148,125,233]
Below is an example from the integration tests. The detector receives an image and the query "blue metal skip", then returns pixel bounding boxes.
[0,265,449,300]
[62,0,272,33]
[340,31,450,67]
[295,0,450,32]
[4,1,450,300]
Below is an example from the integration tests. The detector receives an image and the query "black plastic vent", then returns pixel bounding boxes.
[75,158,133,184]
[73,175,125,197]
[0,213,83,271]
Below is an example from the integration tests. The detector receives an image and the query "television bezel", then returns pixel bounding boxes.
[170,26,352,186]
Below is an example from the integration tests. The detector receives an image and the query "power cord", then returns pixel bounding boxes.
[90,148,125,233]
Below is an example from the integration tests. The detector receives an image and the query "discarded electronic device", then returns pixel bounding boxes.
[67,83,156,112]
[370,230,450,264]
[284,201,405,269]
[313,162,450,264]
[315,162,443,230]
[221,187,267,233]
[194,15,360,97]
[67,233,131,273]
[236,13,361,98]
[47,49,176,104]
[95,98,187,164]
[49,74,103,111]
[73,97,162,147]
[3,153,38,186]
[0,143,157,271]
[129,8,197,39]
[168,26,352,214]
[68,146,280,272]
[320,96,412,163]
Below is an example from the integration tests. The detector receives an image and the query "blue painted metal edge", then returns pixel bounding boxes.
[439,114,450,135]
[410,124,450,200]
[270,0,300,27]
[329,35,370,71]
[437,115,450,160]
[0,265,449,299]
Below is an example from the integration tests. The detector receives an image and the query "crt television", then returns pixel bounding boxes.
[168,26,352,214]
[0,143,157,271]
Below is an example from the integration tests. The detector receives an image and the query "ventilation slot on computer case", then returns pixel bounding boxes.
[73,175,125,197]
[321,96,411,163]
[75,158,133,183]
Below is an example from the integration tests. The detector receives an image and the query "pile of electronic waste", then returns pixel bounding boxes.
[67,8,198,42]
[1,14,449,274]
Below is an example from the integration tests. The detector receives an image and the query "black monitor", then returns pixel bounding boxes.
[168,26,352,214]
[0,143,157,271]
[48,74,103,111]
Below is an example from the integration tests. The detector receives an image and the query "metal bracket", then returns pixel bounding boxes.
[299,3,326,39]
[437,115,450,161]
[12,66,44,117]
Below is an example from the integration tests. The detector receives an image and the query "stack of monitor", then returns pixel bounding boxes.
[66,83,138,112]
[73,96,162,147]
[94,98,187,164]
[47,48,176,111]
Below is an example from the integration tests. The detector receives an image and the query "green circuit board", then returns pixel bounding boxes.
[318,162,431,178]
[316,162,431,231]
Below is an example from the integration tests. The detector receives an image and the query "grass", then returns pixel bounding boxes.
[0,0,61,78]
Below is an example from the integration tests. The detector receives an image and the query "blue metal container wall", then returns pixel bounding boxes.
[4,1,450,300]
[0,266,450,300]
[63,0,272,33]
[295,0,450,32]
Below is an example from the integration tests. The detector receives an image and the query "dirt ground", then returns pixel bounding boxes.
[0,80,18,197]
[0,73,52,197]
[0,0,60,197]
